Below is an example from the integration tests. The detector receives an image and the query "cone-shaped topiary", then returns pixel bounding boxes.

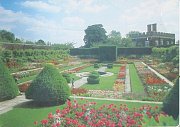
[162,78,179,119]
[25,64,70,105]
[87,71,100,84]
[0,59,19,101]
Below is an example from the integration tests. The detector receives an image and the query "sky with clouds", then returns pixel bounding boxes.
[0,0,179,47]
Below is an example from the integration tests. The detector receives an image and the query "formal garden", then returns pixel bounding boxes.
[0,29,179,127]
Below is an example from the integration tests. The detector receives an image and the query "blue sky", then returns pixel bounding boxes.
[0,0,179,47]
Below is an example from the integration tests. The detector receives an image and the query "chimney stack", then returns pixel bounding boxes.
[152,23,157,32]
[147,24,151,32]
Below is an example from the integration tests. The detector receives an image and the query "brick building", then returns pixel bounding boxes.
[129,24,175,47]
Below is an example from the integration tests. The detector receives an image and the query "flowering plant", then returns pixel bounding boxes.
[34,99,165,127]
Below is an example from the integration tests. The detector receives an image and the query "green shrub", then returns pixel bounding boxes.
[107,63,113,68]
[87,71,100,84]
[162,78,179,119]
[62,73,71,83]
[0,59,19,101]
[25,64,70,105]
[94,63,99,68]
[99,46,117,61]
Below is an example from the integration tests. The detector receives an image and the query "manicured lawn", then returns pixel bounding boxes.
[58,63,84,72]
[81,75,116,90]
[17,75,37,84]
[129,64,145,93]
[69,73,80,81]
[81,65,120,90]
[78,66,96,73]
[0,98,167,127]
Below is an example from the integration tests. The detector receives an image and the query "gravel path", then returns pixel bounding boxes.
[125,64,131,93]
[0,94,30,115]
[70,96,163,104]
[142,62,174,86]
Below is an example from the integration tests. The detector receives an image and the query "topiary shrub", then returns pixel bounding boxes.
[62,73,71,83]
[0,59,19,101]
[25,64,70,105]
[94,63,99,68]
[87,71,100,84]
[162,78,179,119]
[107,63,113,69]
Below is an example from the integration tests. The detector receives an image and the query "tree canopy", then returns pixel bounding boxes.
[126,31,141,38]
[35,39,46,45]
[83,24,107,48]
[0,30,15,43]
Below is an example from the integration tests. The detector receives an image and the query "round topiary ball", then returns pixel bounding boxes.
[0,59,19,101]
[25,64,70,105]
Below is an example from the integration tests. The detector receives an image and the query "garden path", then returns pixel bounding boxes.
[11,67,43,75]
[70,96,163,104]
[125,64,131,93]
[0,94,30,115]
[141,62,174,86]
[71,66,113,88]
[69,77,88,88]
[0,93,163,115]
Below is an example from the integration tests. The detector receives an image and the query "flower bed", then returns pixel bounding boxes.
[34,100,167,127]
[72,88,88,96]
[87,90,122,98]
[18,81,31,92]
[113,66,126,92]
[12,68,41,79]
[134,62,172,101]
[65,64,90,74]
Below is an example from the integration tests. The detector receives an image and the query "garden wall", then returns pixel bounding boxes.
[70,47,152,57]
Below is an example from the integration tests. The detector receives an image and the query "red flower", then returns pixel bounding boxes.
[41,119,48,125]
[56,109,60,114]
[33,121,38,125]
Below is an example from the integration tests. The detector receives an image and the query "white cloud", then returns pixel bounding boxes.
[119,0,179,39]
[62,16,85,29]
[21,1,61,13]
[48,0,108,14]
[0,5,85,47]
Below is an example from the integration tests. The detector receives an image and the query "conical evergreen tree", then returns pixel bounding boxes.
[162,78,179,119]
[25,64,70,104]
[0,59,19,101]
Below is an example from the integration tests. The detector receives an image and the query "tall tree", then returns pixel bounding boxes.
[35,39,46,45]
[108,30,121,38]
[0,30,15,43]
[126,31,141,38]
[83,24,107,47]
[121,37,134,47]
[107,30,122,46]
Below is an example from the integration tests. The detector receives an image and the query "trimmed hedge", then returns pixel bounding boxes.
[107,63,113,68]
[162,78,179,119]
[70,48,99,56]
[0,59,19,101]
[99,46,117,61]
[25,64,70,104]
[94,63,99,68]
[87,71,100,84]
[62,73,71,83]
[70,47,152,58]
[117,47,152,56]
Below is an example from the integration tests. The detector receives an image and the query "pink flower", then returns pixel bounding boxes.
[41,119,48,125]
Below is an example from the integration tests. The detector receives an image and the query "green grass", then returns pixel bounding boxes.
[129,64,145,93]
[17,75,37,84]
[0,98,178,127]
[69,73,80,81]
[81,65,120,90]
[78,66,96,73]
[59,63,84,72]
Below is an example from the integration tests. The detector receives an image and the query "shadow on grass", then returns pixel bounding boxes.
[14,100,66,109]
